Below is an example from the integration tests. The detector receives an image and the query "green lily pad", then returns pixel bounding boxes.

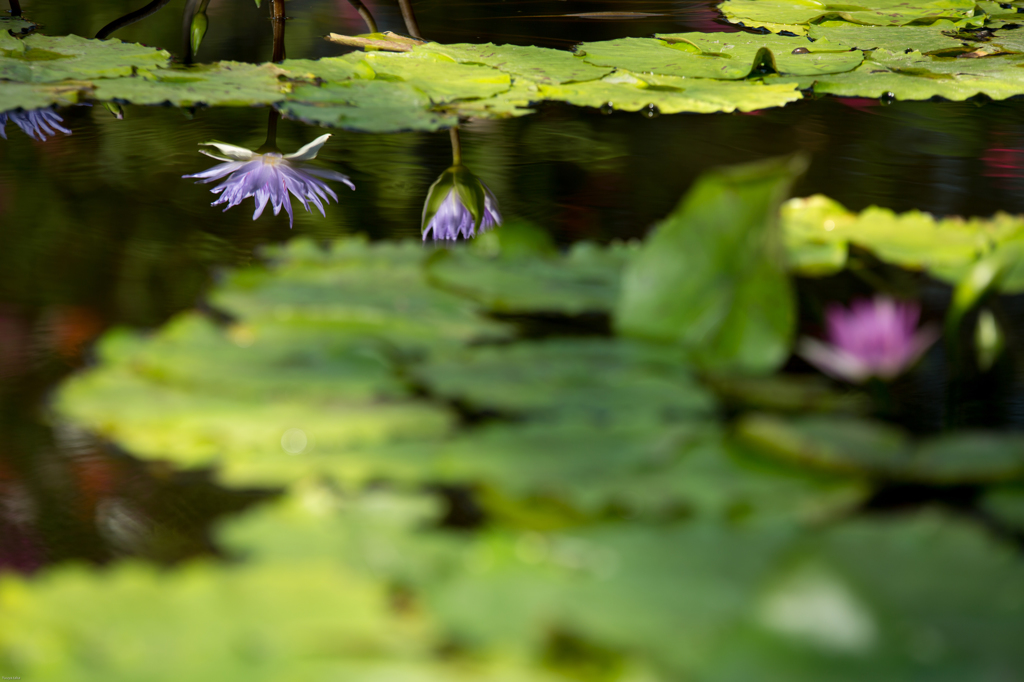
[704,511,1024,681]
[538,72,802,114]
[577,34,861,80]
[277,54,374,82]
[615,156,802,374]
[412,338,715,422]
[736,413,1024,483]
[0,81,88,112]
[419,42,613,84]
[94,62,287,107]
[777,49,1024,101]
[0,15,37,35]
[362,51,512,103]
[279,79,458,132]
[425,240,630,314]
[718,0,979,30]
[806,23,969,53]
[0,34,168,83]
[780,194,1024,283]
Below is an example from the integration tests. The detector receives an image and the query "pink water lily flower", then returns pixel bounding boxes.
[183,134,354,227]
[798,296,939,383]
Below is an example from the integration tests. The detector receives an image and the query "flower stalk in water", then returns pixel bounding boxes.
[798,296,939,383]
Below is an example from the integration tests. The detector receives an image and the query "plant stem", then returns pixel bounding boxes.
[449,127,462,166]
[96,0,173,39]
[256,109,281,154]
[397,0,422,39]
[345,0,378,33]
[8,0,21,17]
[271,0,286,62]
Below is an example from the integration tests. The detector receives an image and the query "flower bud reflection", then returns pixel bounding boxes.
[422,165,501,241]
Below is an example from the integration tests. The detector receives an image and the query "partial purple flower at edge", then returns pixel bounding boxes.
[183,134,354,228]
[798,296,939,383]
[0,108,71,142]
[422,165,501,242]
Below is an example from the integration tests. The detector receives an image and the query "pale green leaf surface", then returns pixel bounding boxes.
[718,0,978,28]
[0,34,168,83]
[279,80,458,132]
[807,23,969,52]
[418,42,613,84]
[0,81,87,112]
[363,51,512,102]
[656,32,865,76]
[94,62,287,106]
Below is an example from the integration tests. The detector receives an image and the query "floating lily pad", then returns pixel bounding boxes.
[538,72,802,114]
[426,241,630,314]
[718,0,978,30]
[362,51,512,103]
[736,413,1024,483]
[807,23,969,53]
[94,62,287,107]
[777,49,1024,101]
[412,338,715,422]
[278,54,374,82]
[279,79,458,132]
[0,15,37,35]
[0,81,88,112]
[704,511,1024,681]
[577,34,860,80]
[0,34,168,83]
[419,42,613,84]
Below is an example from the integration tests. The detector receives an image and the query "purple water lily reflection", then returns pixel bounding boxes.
[0,108,71,142]
[798,296,939,383]
[183,134,354,227]
[424,185,501,241]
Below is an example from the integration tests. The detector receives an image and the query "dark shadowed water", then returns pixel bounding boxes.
[5,0,1024,569]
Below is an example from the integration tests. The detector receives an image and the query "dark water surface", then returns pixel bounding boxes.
[5,0,1024,569]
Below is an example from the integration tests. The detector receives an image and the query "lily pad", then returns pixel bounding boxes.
[412,337,715,423]
[807,23,970,53]
[277,54,375,82]
[279,79,458,132]
[538,72,802,114]
[0,34,168,83]
[736,413,1024,483]
[362,51,512,103]
[718,0,979,30]
[94,62,288,107]
[777,49,1024,101]
[0,15,37,35]
[0,81,88,112]
[425,241,630,315]
[419,42,613,84]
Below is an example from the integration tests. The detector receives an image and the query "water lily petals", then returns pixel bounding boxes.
[199,141,257,161]
[284,133,332,161]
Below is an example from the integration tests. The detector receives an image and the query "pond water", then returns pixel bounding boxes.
[4,0,1024,568]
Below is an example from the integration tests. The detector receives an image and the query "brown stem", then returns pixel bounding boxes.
[271,0,286,62]
[396,0,422,39]
[96,0,173,39]
[256,109,281,154]
[345,0,378,33]
[8,0,21,17]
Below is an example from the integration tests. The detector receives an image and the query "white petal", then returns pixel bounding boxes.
[284,133,332,161]
[199,141,256,161]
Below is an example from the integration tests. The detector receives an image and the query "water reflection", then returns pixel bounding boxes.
[0,107,71,142]
[183,111,354,227]
[422,128,502,241]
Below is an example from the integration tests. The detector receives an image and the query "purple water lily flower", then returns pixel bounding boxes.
[0,108,71,141]
[422,165,501,241]
[798,296,939,383]
[183,134,354,227]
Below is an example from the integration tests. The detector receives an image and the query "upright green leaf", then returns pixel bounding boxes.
[615,156,805,373]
